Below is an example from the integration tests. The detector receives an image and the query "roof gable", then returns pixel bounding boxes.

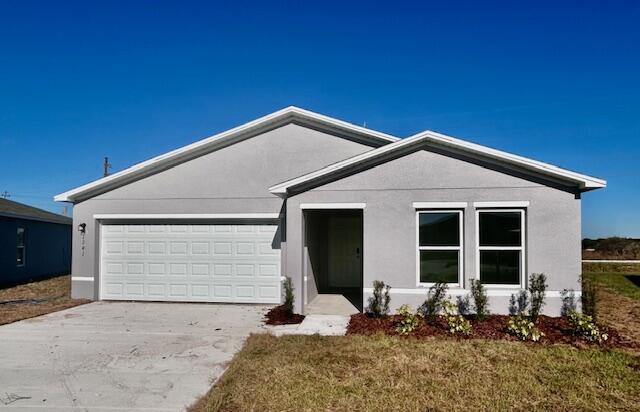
[0,199,71,225]
[269,130,606,196]
[55,107,399,203]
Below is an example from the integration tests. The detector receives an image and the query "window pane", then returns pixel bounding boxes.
[480,250,520,284]
[420,250,459,283]
[419,212,460,246]
[479,212,521,246]
[16,247,25,266]
[16,228,25,246]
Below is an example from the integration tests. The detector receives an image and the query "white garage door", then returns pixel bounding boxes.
[99,223,281,303]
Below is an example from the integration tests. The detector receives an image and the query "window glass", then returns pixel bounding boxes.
[479,250,520,285]
[419,212,459,246]
[17,227,25,246]
[479,212,521,246]
[16,248,25,266]
[420,250,459,284]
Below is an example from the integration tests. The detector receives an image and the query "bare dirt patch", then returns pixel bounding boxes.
[0,275,90,325]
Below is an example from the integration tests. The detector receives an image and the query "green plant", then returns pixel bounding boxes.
[560,289,577,316]
[367,280,391,317]
[470,279,489,320]
[581,276,598,322]
[419,282,448,322]
[529,273,547,321]
[395,304,422,335]
[282,277,294,316]
[456,295,471,315]
[507,315,544,342]
[442,300,472,335]
[508,290,529,316]
[568,311,608,342]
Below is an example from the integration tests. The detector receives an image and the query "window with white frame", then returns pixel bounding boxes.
[16,227,26,267]
[417,210,463,286]
[477,209,525,286]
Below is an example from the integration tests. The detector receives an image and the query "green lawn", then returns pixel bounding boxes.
[191,334,640,412]
[584,272,640,301]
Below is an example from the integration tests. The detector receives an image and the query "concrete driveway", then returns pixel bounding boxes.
[0,301,270,411]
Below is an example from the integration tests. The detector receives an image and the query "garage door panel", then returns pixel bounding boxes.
[100,223,281,303]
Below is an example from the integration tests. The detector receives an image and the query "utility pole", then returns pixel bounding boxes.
[0,191,10,199]
[103,157,112,177]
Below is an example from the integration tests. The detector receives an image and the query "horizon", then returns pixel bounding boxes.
[0,1,638,237]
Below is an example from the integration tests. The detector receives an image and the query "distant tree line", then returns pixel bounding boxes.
[582,237,640,260]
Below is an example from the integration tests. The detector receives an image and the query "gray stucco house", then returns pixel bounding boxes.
[0,198,72,285]
[55,107,605,315]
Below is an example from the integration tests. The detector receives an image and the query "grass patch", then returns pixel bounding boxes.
[584,272,640,301]
[583,261,640,274]
[0,275,89,325]
[191,334,640,412]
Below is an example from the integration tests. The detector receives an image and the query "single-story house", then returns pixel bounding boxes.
[55,107,605,315]
[0,198,72,285]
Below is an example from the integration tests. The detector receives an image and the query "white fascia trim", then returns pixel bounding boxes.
[269,132,430,194]
[71,276,94,282]
[299,203,366,209]
[93,213,280,220]
[362,288,580,298]
[423,130,606,189]
[473,201,530,208]
[55,106,399,202]
[413,201,468,209]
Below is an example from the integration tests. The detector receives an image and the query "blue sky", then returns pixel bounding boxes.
[0,1,638,238]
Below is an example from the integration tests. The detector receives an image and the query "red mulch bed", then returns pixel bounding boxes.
[264,305,305,325]
[347,313,639,351]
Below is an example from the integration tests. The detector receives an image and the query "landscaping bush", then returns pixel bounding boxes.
[560,289,577,316]
[568,311,608,342]
[395,304,421,335]
[529,273,547,321]
[456,295,471,316]
[282,277,295,316]
[508,290,529,316]
[581,276,598,322]
[419,282,448,322]
[367,280,391,317]
[470,279,489,320]
[442,300,472,335]
[507,315,544,342]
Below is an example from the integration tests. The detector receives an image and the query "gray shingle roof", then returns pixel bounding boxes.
[0,198,72,225]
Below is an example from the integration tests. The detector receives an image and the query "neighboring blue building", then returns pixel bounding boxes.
[0,198,72,286]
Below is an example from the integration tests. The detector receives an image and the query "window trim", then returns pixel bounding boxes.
[415,209,464,288]
[16,227,26,267]
[475,208,526,288]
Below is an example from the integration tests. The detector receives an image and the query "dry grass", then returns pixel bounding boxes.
[0,275,89,325]
[191,334,640,412]
[583,262,640,274]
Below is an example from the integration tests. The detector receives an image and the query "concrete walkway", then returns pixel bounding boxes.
[268,315,350,336]
[0,301,269,411]
[305,294,360,316]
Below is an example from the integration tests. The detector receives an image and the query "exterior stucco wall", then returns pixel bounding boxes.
[286,149,581,315]
[70,123,376,302]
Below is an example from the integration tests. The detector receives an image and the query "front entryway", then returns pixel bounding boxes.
[304,210,363,312]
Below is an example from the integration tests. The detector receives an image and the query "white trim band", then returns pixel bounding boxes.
[412,201,467,209]
[473,201,530,208]
[72,277,94,282]
[299,203,366,209]
[362,288,579,298]
[93,213,280,220]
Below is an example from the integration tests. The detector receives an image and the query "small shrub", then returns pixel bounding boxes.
[395,304,421,335]
[507,315,544,342]
[508,290,529,316]
[442,300,472,335]
[367,280,391,317]
[282,276,294,316]
[456,295,471,316]
[420,282,448,322]
[470,279,489,320]
[560,289,577,316]
[529,273,547,321]
[581,276,598,322]
[568,310,608,342]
